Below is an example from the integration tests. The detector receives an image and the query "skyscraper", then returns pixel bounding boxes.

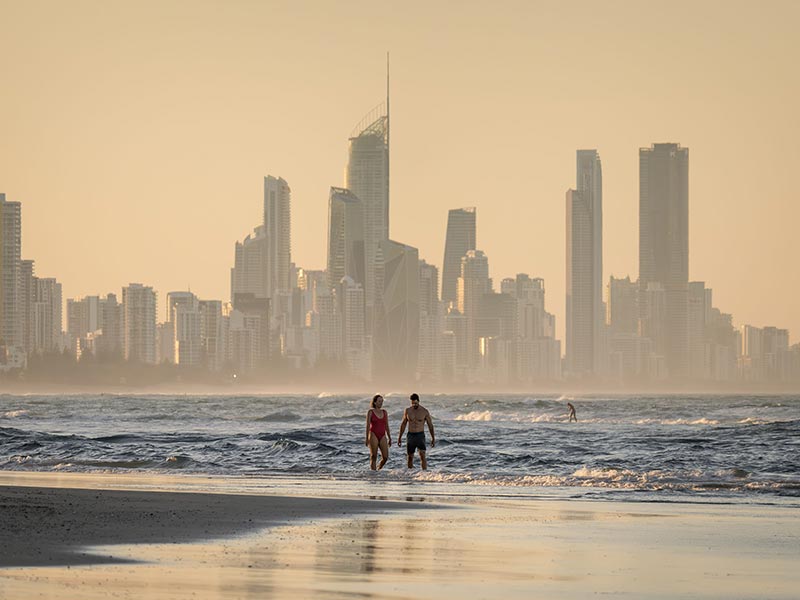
[326,187,365,290]
[19,260,35,354]
[199,300,225,372]
[32,277,62,353]
[1,194,22,348]
[457,249,491,370]
[607,276,639,336]
[231,226,267,301]
[345,95,389,324]
[122,283,157,364]
[167,291,201,367]
[418,259,440,381]
[372,239,419,381]
[566,150,603,377]
[337,275,370,380]
[263,175,292,298]
[441,207,476,307]
[639,143,689,377]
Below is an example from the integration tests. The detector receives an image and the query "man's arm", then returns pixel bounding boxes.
[397,410,408,445]
[425,412,435,447]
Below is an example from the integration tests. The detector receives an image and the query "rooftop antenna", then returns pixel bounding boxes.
[386,51,390,206]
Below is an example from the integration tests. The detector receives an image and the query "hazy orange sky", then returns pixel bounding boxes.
[1,1,798,342]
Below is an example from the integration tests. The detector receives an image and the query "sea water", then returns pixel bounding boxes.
[1,393,798,504]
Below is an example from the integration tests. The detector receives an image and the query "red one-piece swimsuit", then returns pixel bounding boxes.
[370,410,388,439]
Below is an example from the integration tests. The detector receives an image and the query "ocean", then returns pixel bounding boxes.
[2,393,798,505]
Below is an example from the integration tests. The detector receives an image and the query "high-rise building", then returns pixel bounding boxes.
[418,259,440,381]
[231,226,267,301]
[263,175,292,298]
[502,273,561,382]
[123,283,157,364]
[327,187,365,290]
[67,296,101,339]
[19,259,35,354]
[1,194,22,348]
[32,277,62,353]
[607,276,639,336]
[231,292,270,366]
[606,276,650,380]
[166,292,201,367]
[372,239,419,381]
[639,143,689,377]
[345,100,389,325]
[457,249,491,370]
[443,307,468,380]
[312,285,340,362]
[441,207,476,307]
[687,281,713,380]
[513,274,548,340]
[199,300,225,372]
[337,275,370,380]
[478,292,517,341]
[639,282,668,379]
[97,293,123,359]
[566,149,603,378]
[68,293,123,359]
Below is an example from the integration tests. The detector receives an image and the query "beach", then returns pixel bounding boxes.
[1,472,798,599]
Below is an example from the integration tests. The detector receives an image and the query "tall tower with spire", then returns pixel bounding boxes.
[345,56,390,329]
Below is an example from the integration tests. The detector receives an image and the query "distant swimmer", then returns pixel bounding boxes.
[365,394,391,470]
[397,393,435,470]
[567,402,577,423]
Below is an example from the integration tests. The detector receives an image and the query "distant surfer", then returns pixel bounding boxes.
[397,393,435,470]
[365,394,391,470]
[567,402,577,423]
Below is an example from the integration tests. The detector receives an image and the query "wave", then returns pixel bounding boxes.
[454,410,567,423]
[255,411,302,422]
[1,410,29,418]
[412,467,800,495]
[455,411,495,421]
[163,455,193,467]
[633,418,720,426]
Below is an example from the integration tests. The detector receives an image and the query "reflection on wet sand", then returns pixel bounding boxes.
[1,499,798,599]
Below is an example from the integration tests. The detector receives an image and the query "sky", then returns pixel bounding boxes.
[1,0,798,341]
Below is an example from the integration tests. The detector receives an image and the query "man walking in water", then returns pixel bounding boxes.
[567,402,577,422]
[398,393,435,470]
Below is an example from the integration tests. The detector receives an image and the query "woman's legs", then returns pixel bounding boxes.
[369,433,380,470]
[378,436,389,469]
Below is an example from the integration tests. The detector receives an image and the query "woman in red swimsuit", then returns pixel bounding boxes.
[365,394,391,470]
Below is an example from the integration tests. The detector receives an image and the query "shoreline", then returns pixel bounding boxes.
[0,473,428,568]
[1,472,798,598]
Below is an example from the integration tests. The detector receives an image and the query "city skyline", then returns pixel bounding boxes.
[1,2,798,346]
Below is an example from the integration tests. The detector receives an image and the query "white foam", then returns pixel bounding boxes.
[527,414,562,423]
[2,409,28,418]
[633,418,720,426]
[455,411,495,421]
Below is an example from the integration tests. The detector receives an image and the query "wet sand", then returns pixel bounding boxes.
[1,473,798,599]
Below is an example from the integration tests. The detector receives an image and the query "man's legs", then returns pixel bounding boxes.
[419,450,427,470]
[407,452,414,468]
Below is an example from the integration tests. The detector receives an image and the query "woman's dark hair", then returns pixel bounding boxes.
[371,394,383,408]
